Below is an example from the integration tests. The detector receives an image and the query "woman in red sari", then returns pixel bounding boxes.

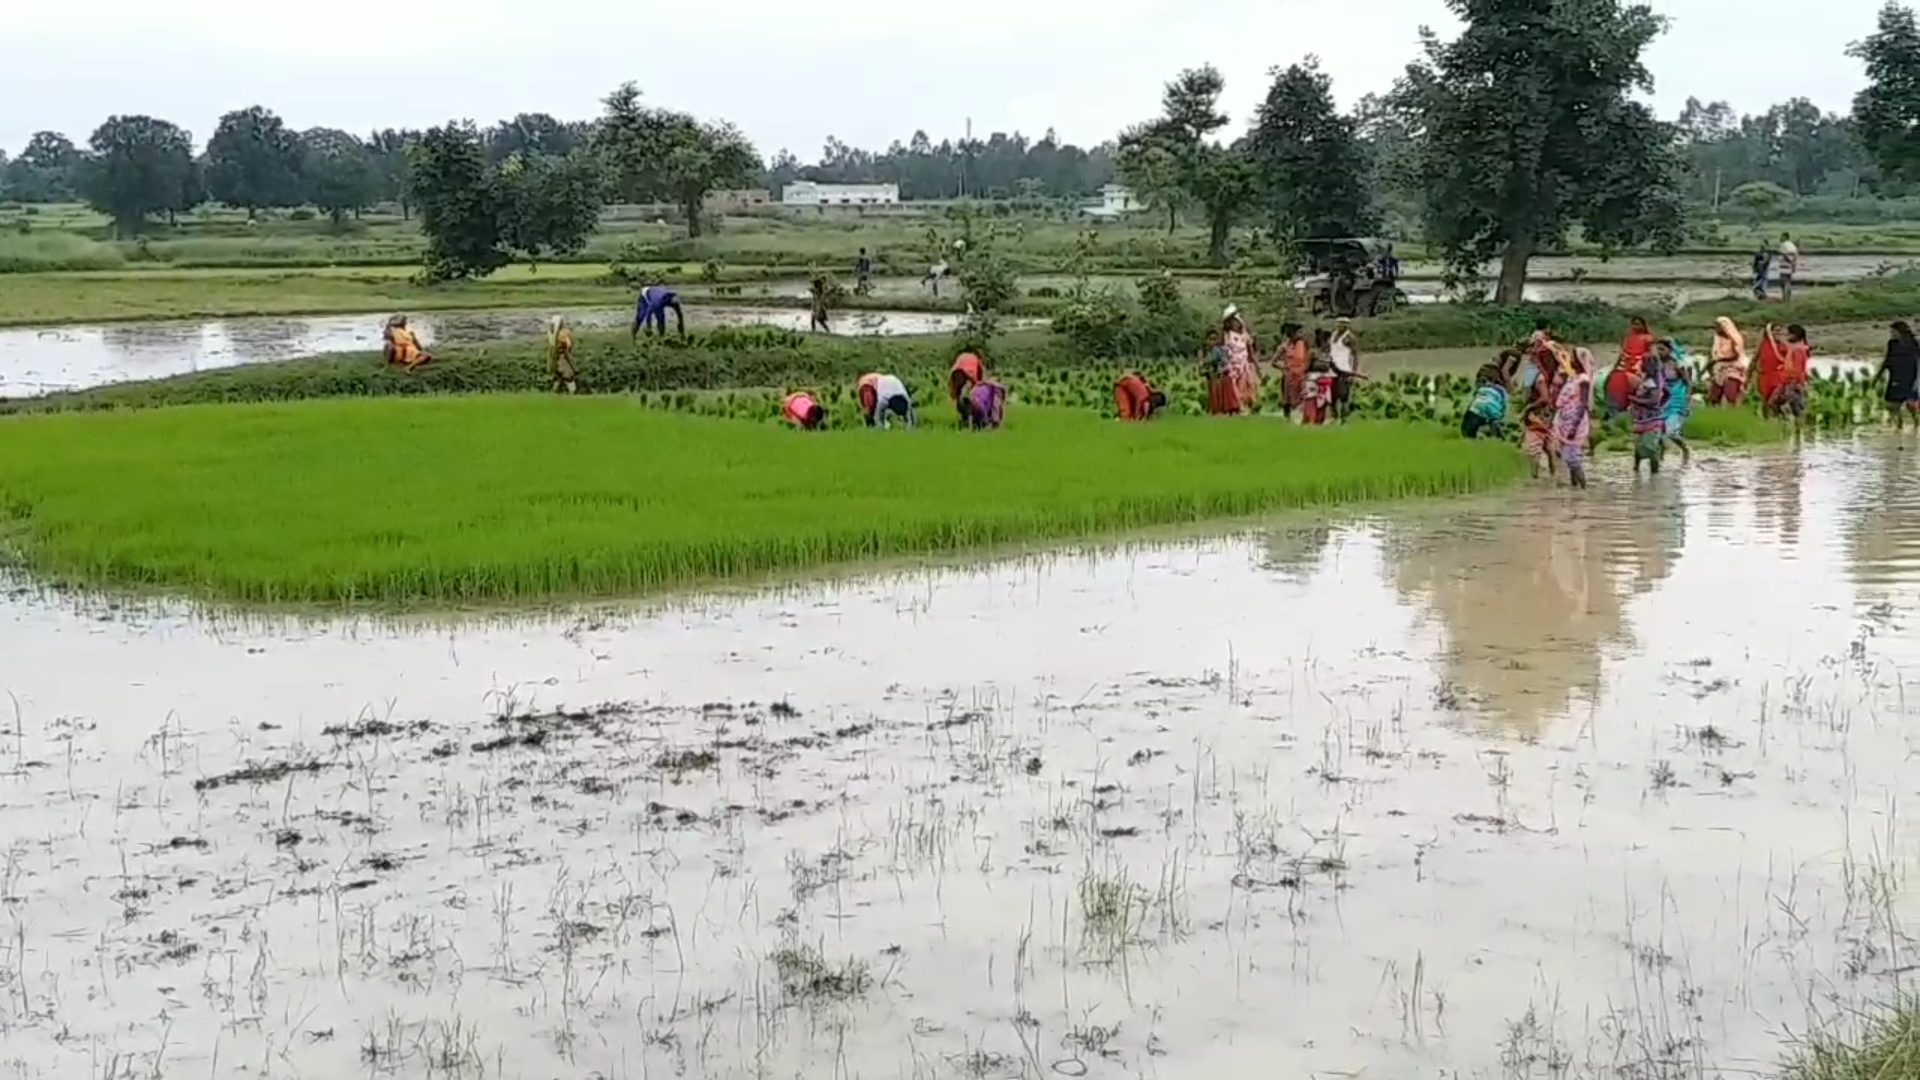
[1754,323,1788,416]
[1620,316,1655,377]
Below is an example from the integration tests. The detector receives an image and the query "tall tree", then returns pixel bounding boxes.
[77,115,197,238]
[592,83,760,236]
[1114,137,1187,232]
[204,106,305,217]
[1851,2,1920,186]
[408,122,509,279]
[1,131,81,202]
[367,128,418,216]
[300,128,376,227]
[1116,66,1254,263]
[1398,0,1687,301]
[1246,59,1377,250]
[487,113,579,163]
[495,151,603,269]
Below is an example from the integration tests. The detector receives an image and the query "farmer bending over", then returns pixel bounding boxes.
[632,283,685,339]
[1114,372,1166,420]
[782,390,828,430]
[857,372,915,428]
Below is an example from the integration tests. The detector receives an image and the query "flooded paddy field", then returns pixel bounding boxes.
[0,307,992,397]
[3,438,1920,1078]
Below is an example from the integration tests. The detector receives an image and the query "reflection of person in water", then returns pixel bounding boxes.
[1753,452,1804,550]
[1389,504,1636,732]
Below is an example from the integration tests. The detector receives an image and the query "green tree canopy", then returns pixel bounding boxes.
[204,105,304,217]
[1245,58,1377,254]
[1,131,81,202]
[495,151,603,268]
[592,82,760,237]
[407,121,604,280]
[300,128,376,227]
[78,115,198,238]
[1397,0,1687,301]
[1851,2,1920,187]
[1116,66,1258,265]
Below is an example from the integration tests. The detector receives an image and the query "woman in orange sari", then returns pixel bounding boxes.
[1274,322,1308,419]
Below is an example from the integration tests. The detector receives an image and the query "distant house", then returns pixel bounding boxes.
[780,181,901,207]
[706,188,772,213]
[1081,184,1141,219]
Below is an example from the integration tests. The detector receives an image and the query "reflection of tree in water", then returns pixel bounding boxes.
[1386,503,1645,733]
[1842,441,1920,607]
[1258,523,1336,579]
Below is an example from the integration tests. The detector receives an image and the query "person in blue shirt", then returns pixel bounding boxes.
[1461,362,1509,439]
[632,284,684,339]
[1657,341,1693,466]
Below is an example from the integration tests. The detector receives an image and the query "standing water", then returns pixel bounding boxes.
[0,306,992,397]
[1,440,1918,1078]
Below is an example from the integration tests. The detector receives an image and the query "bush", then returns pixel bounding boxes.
[0,231,126,273]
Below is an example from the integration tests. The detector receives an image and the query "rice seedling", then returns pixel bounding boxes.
[0,395,1527,606]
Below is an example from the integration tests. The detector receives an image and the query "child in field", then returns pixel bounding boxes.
[857,372,915,428]
[1628,373,1667,475]
[782,390,828,430]
[1461,363,1508,439]
[547,315,577,393]
[1300,346,1336,426]
[1657,342,1694,465]
[1114,372,1166,420]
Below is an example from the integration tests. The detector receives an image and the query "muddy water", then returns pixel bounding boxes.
[0,307,981,397]
[4,440,1920,1079]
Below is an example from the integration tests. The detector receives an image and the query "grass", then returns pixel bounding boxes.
[1781,1001,1920,1080]
[0,395,1527,606]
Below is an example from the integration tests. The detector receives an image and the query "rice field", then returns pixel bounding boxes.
[0,396,1525,606]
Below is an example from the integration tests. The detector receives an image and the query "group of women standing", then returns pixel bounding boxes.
[1200,307,1361,424]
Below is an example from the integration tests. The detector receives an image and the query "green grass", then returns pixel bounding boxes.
[1781,1001,1920,1080]
[0,396,1527,606]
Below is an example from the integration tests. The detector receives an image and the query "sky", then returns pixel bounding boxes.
[1,0,1883,160]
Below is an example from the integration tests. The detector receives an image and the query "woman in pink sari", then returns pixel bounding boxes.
[1554,348,1595,490]
[1221,307,1259,413]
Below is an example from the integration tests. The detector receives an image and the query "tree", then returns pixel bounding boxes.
[487,113,579,163]
[301,128,376,227]
[1728,180,1796,222]
[592,83,759,236]
[495,151,603,268]
[367,128,418,216]
[204,106,304,217]
[1115,66,1254,263]
[1246,59,1377,254]
[408,122,509,279]
[2,131,81,202]
[1397,0,1687,302]
[77,116,197,238]
[1851,3,1920,186]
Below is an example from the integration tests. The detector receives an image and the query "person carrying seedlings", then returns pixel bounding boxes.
[631,283,685,339]
[1879,321,1920,433]
[1707,316,1747,405]
[1554,348,1596,490]
[1114,372,1166,420]
[856,372,915,429]
[959,378,1007,430]
[781,390,828,430]
[1657,341,1694,465]
[383,314,431,369]
[949,350,986,407]
[1627,372,1668,475]
[1461,363,1509,439]
[547,315,578,394]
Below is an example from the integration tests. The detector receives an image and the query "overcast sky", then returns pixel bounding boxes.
[2,0,1882,160]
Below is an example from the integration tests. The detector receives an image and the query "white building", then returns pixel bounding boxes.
[1081,183,1141,218]
[781,181,901,207]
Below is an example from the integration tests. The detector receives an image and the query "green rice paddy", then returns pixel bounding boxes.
[0,396,1527,607]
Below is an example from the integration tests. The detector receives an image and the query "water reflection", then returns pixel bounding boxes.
[1843,435,1920,608]
[0,305,986,396]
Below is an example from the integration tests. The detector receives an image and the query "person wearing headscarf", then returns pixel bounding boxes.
[1707,316,1748,405]
[383,314,430,369]
[1554,348,1595,489]
[547,315,577,393]
[1221,307,1259,413]
[949,350,986,405]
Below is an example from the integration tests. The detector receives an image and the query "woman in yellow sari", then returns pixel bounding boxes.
[384,315,431,370]
[547,315,577,393]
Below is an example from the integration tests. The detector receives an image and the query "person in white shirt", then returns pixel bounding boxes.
[1777,233,1800,302]
[1328,317,1363,420]
[856,372,915,428]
